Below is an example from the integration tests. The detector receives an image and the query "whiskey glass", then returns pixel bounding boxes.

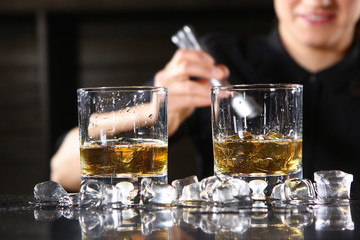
[211,84,303,195]
[77,86,168,197]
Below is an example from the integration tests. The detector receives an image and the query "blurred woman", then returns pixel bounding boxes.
[51,0,360,195]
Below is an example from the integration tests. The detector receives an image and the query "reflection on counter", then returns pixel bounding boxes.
[32,202,354,239]
[315,204,354,231]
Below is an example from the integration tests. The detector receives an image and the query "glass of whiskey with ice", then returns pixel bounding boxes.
[211,84,303,195]
[77,86,168,199]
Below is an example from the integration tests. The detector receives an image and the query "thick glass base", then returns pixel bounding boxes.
[81,175,168,185]
[216,169,303,196]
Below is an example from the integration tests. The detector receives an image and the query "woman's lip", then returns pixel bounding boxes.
[299,12,335,25]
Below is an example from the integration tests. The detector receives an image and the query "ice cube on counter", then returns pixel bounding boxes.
[33,181,71,206]
[140,178,177,205]
[172,175,199,199]
[271,178,316,202]
[314,170,353,202]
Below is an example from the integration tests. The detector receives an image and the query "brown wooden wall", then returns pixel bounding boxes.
[0,1,274,194]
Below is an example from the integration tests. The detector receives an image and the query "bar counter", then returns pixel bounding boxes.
[1,195,360,239]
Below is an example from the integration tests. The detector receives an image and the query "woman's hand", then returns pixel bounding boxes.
[154,49,229,135]
[50,128,81,192]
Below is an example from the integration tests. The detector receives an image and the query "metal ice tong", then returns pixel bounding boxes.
[171,25,261,118]
[171,25,222,87]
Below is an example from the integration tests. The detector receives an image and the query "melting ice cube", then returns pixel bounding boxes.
[199,175,251,204]
[171,175,198,199]
[314,170,353,202]
[33,181,71,206]
[80,180,122,208]
[271,178,316,202]
[180,182,202,201]
[140,178,177,205]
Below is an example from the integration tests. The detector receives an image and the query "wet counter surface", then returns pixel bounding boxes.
[1,195,360,240]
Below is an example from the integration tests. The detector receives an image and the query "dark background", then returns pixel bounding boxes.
[0,0,275,194]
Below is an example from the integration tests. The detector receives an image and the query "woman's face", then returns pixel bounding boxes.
[274,0,360,49]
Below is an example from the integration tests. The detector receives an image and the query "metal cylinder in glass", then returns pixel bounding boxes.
[211,84,303,193]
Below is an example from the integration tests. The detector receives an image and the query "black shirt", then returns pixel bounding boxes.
[172,28,360,197]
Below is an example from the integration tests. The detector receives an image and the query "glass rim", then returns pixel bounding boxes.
[212,83,303,91]
[77,86,167,93]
